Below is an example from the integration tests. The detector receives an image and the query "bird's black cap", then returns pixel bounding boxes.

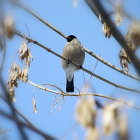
[66,35,77,42]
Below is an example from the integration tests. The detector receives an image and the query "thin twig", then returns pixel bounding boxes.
[28,80,140,110]
[88,54,100,82]
[11,0,140,81]
[43,84,64,94]
[15,31,140,94]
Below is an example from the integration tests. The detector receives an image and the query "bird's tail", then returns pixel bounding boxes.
[66,77,74,92]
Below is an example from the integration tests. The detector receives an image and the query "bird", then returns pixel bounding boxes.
[62,35,85,92]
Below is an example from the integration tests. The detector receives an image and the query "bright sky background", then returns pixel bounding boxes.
[1,0,140,140]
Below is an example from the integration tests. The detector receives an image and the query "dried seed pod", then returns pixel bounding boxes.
[8,63,21,101]
[19,41,33,66]
[4,15,15,39]
[102,22,112,38]
[20,67,28,82]
[126,21,140,50]
[119,48,130,73]
[118,113,128,140]
[75,96,96,128]
[32,97,37,114]
[114,2,123,25]
[8,63,29,101]
[125,34,136,52]
[103,102,120,135]
[86,127,99,140]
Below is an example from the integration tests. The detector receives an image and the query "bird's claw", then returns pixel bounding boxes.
[77,65,82,69]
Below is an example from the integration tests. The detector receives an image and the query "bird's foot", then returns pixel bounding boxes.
[67,59,71,64]
[77,65,82,69]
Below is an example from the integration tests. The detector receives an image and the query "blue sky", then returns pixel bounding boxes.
[0,0,140,139]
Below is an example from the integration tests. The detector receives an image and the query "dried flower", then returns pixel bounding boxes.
[126,21,140,51]
[119,48,130,73]
[32,97,37,114]
[102,22,112,38]
[8,63,29,101]
[118,113,128,140]
[18,67,28,82]
[4,15,15,39]
[75,96,96,128]
[86,127,99,140]
[8,63,20,101]
[125,34,136,52]
[103,102,120,135]
[19,41,33,66]
[114,2,123,25]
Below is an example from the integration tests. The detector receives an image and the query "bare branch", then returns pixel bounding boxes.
[28,80,140,110]
[11,0,140,81]
[0,93,35,127]
[43,83,64,93]
[0,109,56,140]
[87,0,140,76]
[15,31,140,94]
[84,47,140,81]
[0,94,56,140]
[0,76,28,140]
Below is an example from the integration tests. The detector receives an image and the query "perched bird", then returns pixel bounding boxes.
[62,35,85,92]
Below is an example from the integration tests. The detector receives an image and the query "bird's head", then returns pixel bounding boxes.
[66,35,77,42]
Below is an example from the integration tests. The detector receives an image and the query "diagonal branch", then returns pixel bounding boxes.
[15,31,140,94]
[11,0,140,81]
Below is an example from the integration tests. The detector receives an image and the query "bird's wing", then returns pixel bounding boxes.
[62,39,85,69]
